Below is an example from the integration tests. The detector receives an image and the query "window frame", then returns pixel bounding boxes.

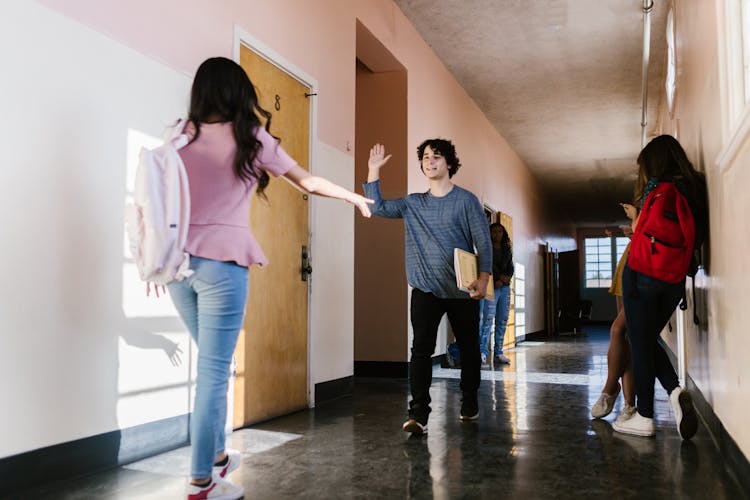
[717,0,750,171]
[514,263,525,339]
[583,236,629,289]
[666,6,677,117]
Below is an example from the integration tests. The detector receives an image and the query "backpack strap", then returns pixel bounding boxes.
[165,118,189,149]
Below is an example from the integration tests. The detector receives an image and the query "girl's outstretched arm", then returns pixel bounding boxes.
[283,164,374,217]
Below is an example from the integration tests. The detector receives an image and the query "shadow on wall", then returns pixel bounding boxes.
[0,125,196,498]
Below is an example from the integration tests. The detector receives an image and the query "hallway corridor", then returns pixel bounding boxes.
[17,328,745,499]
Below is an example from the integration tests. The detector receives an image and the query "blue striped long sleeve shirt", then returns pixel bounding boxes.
[363,180,492,299]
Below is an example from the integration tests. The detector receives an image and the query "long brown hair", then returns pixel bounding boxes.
[187,57,276,197]
[633,135,705,206]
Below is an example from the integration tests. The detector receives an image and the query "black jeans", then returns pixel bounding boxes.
[622,264,682,418]
[408,288,481,424]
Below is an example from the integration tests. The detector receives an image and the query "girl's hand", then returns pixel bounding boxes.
[368,144,392,170]
[348,192,374,218]
[620,203,638,220]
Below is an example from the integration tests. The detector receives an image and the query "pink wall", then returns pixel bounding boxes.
[39,0,357,153]
[354,62,408,362]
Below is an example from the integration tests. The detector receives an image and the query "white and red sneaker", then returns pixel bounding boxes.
[213,449,241,478]
[187,474,244,500]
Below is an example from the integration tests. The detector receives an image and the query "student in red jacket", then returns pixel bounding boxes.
[613,135,707,440]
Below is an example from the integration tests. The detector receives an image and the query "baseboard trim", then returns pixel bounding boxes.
[685,376,750,494]
[660,338,750,494]
[314,376,353,403]
[520,329,547,342]
[0,414,189,498]
[354,361,408,378]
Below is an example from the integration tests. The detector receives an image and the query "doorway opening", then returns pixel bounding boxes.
[354,20,409,376]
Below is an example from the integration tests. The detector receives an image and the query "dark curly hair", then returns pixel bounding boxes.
[187,57,276,198]
[417,138,461,178]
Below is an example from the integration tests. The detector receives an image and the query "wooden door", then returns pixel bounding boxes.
[498,212,515,349]
[233,44,310,426]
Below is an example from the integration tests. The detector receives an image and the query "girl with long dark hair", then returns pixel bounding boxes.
[174,57,372,499]
[612,135,707,440]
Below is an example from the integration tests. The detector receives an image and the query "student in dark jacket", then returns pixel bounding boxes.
[478,223,514,366]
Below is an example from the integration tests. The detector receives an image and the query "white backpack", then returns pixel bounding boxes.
[125,121,194,286]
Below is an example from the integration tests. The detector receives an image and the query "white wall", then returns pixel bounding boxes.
[655,0,750,460]
[309,142,355,388]
[0,1,193,457]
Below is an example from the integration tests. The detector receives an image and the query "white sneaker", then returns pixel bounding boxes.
[613,411,655,437]
[670,387,698,439]
[494,354,511,365]
[214,449,241,478]
[614,404,637,426]
[591,385,620,418]
[481,353,488,366]
[187,474,244,500]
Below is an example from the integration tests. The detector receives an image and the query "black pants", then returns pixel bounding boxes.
[408,288,480,424]
[622,264,682,418]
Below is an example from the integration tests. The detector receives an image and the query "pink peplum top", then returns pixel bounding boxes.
[178,122,297,267]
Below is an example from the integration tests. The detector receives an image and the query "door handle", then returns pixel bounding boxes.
[301,245,312,281]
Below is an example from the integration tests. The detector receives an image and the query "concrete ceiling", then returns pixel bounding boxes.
[393,0,669,226]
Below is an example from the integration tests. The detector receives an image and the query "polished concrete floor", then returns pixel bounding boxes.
[17,327,747,499]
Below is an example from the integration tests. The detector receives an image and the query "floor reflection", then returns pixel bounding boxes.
[20,326,746,499]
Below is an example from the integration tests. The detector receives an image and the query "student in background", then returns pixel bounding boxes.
[613,135,707,439]
[173,57,373,500]
[591,221,635,421]
[478,222,514,366]
[364,140,492,435]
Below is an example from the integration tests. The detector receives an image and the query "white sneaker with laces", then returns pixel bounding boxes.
[591,384,620,419]
[613,411,655,437]
[614,404,637,425]
[187,474,244,500]
[214,449,241,478]
[670,387,698,439]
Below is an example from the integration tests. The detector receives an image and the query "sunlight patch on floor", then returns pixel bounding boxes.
[124,429,302,476]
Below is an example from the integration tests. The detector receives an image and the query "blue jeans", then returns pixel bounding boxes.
[168,256,249,478]
[622,264,681,418]
[478,285,511,357]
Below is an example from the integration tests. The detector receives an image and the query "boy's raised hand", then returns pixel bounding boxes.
[368,143,392,170]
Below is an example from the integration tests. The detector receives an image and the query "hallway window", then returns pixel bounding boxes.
[615,236,629,262]
[515,263,525,338]
[584,236,628,288]
[722,0,750,126]
[584,237,612,288]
